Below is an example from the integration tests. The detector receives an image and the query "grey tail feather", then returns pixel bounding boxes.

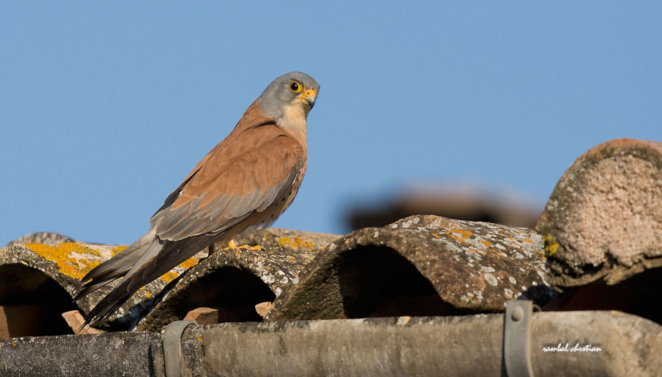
[80,298,127,330]
[81,231,226,328]
[81,236,165,328]
[74,228,157,301]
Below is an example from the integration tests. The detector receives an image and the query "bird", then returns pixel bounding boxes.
[75,71,319,327]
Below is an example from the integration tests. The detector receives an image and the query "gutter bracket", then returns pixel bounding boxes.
[162,320,196,377]
[504,300,535,377]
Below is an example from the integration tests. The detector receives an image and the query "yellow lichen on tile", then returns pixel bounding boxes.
[111,245,128,256]
[277,237,293,248]
[523,239,535,244]
[446,229,472,244]
[277,236,314,249]
[25,243,110,280]
[431,232,442,238]
[136,286,153,299]
[294,236,315,249]
[160,271,179,284]
[449,229,472,238]
[179,258,198,270]
[479,240,491,247]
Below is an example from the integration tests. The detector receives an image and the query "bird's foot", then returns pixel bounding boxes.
[242,244,264,251]
[223,239,263,251]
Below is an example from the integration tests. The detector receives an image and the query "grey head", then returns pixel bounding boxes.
[258,72,320,119]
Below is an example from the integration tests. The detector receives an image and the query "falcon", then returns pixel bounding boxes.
[75,72,319,327]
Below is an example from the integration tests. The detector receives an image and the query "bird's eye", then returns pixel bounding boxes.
[289,81,302,93]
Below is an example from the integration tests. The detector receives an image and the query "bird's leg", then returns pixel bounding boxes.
[207,242,216,256]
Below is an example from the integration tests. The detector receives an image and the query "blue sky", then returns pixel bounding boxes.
[1,2,661,246]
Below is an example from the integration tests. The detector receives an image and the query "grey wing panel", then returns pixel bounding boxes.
[150,168,202,228]
[153,164,301,241]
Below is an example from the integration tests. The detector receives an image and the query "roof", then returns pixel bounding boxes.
[0,137,661,375]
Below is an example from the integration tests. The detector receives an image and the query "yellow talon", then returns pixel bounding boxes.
[222,239,263,252]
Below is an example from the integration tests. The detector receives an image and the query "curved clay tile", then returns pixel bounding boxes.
[267,215,554,321]
[136,229,339,331]
[6,232,75,247]
[537,138,662,287]
[0,242,202,331]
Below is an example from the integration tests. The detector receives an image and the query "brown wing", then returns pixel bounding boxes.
[151,124,305,241]
[151,101,276,217]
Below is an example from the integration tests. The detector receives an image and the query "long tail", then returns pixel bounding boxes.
[74,228,157,301]
[81,235,165,328]
[78,230,224,328]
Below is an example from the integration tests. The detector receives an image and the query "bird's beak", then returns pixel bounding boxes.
[300,89,317,108]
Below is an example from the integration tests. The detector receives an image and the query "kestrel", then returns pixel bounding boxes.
[75,72,319,327]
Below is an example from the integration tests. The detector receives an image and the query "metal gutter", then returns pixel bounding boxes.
[0,310,659,376]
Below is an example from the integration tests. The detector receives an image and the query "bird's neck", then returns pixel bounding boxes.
[279,105,308,146]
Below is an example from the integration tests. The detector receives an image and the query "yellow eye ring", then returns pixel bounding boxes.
[289,81,303,93]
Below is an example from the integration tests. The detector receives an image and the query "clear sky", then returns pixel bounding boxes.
[1,2,661,246]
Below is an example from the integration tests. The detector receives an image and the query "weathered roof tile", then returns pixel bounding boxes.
[537,138,662,286]
[268,215,555,321]
[136,229,339,331]
[0,242,202,331]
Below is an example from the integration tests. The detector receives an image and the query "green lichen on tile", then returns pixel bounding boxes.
[542,235,560,257]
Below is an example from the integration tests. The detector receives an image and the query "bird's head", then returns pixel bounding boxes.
[258,72,320,120]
